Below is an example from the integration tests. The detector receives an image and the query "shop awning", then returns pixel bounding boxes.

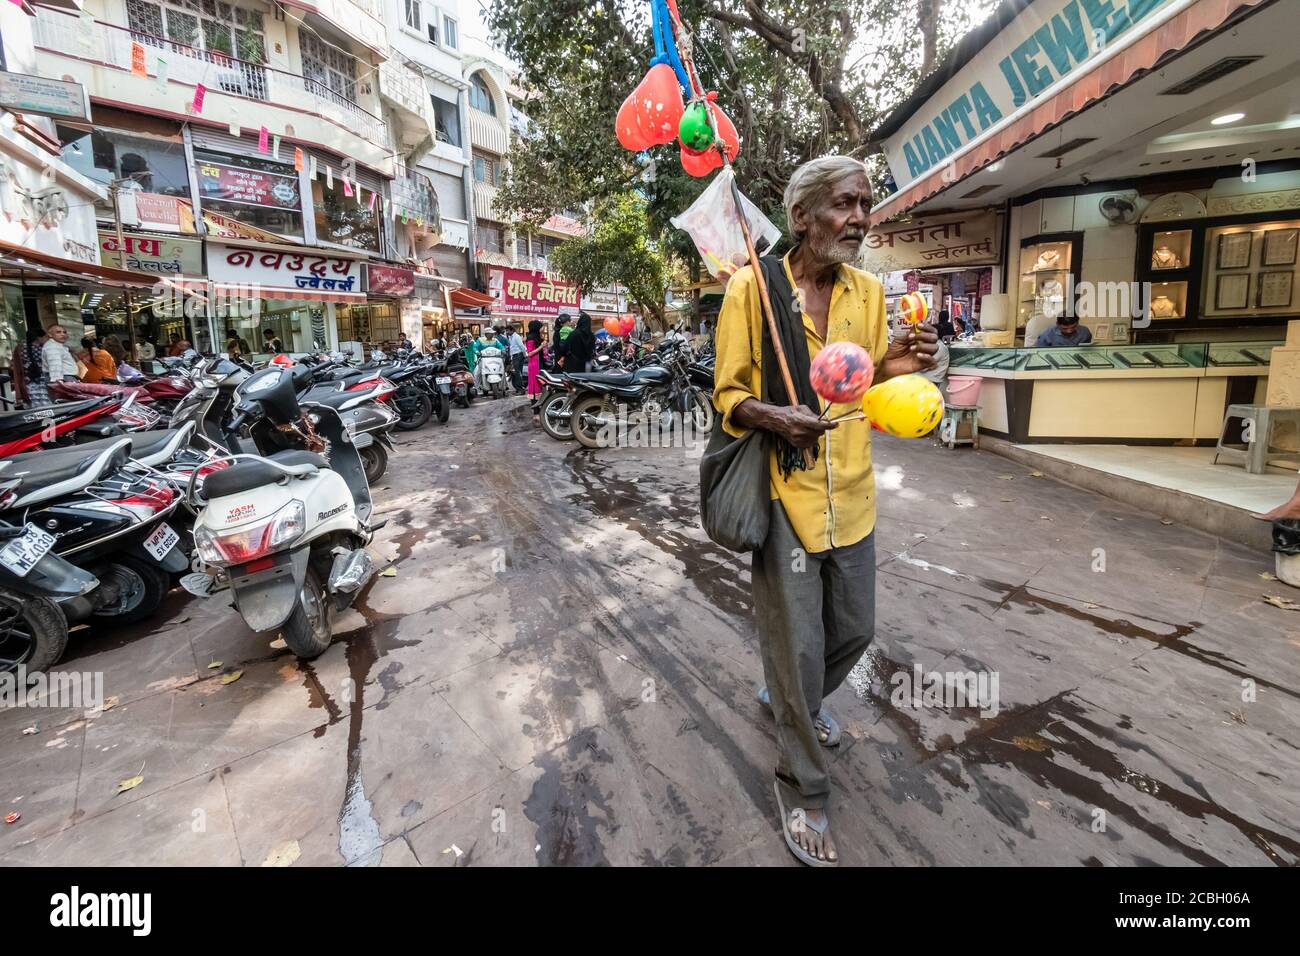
[0,238,161,288]
[450,287,494,309]
[869,0,1268,226]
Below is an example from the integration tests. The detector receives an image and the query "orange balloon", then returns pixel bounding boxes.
[680,142,722,178]
[633,64,685,146]
[603,315,622,336]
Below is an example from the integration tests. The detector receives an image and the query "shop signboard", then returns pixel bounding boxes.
[0,72,91,122]
[202,209,289,244]
[487,266,579,317]
[366,264,416,296]
[861,209,1001,273]
[195,159,300,210]
[127,193,198,234]
[97,232,203,276]
[880,0,1180,190]
[209,242,362,296]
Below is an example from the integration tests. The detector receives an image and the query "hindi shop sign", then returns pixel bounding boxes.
[487,266,579,317]
[860,209,1001,274]
[880,0,1178,190]
[195,160,300,210]
[98,232,203,276]
[209,243,361,295]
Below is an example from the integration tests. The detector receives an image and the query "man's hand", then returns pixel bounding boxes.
[879,322,940,381]
[764,404,837,448]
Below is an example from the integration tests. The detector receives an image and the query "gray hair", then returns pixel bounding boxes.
[783,156,870,241]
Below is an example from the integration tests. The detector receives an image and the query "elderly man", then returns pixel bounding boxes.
[713,156,938,866]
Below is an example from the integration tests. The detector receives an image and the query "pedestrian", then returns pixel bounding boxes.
[566,312,596,373]
[80,336,117,384]
[711,155,938,866]
[935,308,955,341]
[12,329,47,407]
[103,335,143,382]
[525,319,547,426]
[508,324,526,394]
[167,332,190,357]
[552,314,573,370]
[41,323,80,400]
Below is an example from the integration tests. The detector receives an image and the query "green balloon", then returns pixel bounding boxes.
[678,101,715,152]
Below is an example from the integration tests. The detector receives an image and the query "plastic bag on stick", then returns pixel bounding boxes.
[669,167,781,286]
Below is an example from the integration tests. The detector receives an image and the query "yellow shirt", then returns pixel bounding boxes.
[712,254,889,554]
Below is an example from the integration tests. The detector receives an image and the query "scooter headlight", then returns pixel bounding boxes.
[195,499,305,565]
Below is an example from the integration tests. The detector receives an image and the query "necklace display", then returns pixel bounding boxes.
[1152,245,1182,269]
[1150,294,1178,318]
[1032,248,1062,271]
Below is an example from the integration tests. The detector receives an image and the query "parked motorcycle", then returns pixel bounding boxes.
[187,364,378,658]
[0,518,99,675]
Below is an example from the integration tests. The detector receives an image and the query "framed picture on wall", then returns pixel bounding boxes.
[1257,270,1294,309]
[1215,273,1250,309]
[1216,232,1253,270]
[1263,228,1299,266]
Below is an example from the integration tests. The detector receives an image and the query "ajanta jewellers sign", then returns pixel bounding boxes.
[208,243,360,293]
[881,0,1179,189]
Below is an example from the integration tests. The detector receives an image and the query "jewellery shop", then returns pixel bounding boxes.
[867,0,1300,447]
[205,241,365,358]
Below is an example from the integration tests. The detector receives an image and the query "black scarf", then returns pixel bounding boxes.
[757,255,819,478]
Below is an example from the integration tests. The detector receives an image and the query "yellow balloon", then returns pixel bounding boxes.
[863,374,944,438]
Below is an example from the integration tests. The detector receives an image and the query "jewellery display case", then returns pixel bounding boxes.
[950,341,1278,374]
[1017,234,1081,328]
[1150,230,1192,271]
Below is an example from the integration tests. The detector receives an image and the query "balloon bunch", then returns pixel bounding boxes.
[615,0,741,176]
[602,315,637,337]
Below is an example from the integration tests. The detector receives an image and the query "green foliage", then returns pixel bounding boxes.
[549,194,674,324]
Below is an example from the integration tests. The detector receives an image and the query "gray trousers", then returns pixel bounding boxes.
[752,502,876,807]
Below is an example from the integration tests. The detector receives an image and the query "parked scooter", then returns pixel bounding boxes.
[186,365,378,658]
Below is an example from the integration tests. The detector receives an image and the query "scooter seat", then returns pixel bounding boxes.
[0,398,106,437]
[0,440,131,495]
[204,450,327,499]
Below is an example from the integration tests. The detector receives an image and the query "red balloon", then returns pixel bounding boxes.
[680,142,722,178]
[708,97,741,161]
[603,316,622,336]
[633,64,684,146]
[617,89,654,152]
[809,342,875,405]
[619,315,636,336]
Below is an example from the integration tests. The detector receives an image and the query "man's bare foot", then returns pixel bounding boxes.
[790,807,838,864]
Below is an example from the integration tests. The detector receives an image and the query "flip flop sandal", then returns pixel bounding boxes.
[756,686,842,747]
[773,780,837,867]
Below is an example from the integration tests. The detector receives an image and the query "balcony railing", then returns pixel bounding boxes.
[33,10,391,150]
[378,58,427,122]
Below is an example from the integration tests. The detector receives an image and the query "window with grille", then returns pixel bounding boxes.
[515,234,529,258]
[126,0,264,61]
[469,73,495,116]
[300,31,358,105]
[472,152,498,185]
[478,224,503,254]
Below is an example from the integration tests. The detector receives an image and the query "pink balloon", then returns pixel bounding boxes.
[619,315,636,336]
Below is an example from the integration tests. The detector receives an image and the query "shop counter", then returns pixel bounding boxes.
[949,342,1278,443]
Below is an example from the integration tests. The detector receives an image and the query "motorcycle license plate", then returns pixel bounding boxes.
[143,522,180,562]
[436,376,452,385]
[0,525,57,577]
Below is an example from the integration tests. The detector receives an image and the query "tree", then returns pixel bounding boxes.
[488,1,997,255]
[549,193,677,328]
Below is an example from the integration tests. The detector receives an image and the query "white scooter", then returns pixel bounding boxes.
[185,365,377,658]
[475,340,508,399]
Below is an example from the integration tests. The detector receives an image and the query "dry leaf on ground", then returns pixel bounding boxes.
[262,840,301,867]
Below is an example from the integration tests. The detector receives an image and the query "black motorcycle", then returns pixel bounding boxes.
[567,343,713,449]
[0,519,99,675]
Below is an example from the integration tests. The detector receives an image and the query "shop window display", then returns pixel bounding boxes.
[336,302,400,358]
[220,300,320,357]
[1203,219,1300,319]
[1017,236,1079,329]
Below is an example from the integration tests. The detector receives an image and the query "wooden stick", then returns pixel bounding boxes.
[669,7,814,470]
[828,411,866,424]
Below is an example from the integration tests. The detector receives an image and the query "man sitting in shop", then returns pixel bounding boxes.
[263,328,285,353]
[1034,314,1093,348]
